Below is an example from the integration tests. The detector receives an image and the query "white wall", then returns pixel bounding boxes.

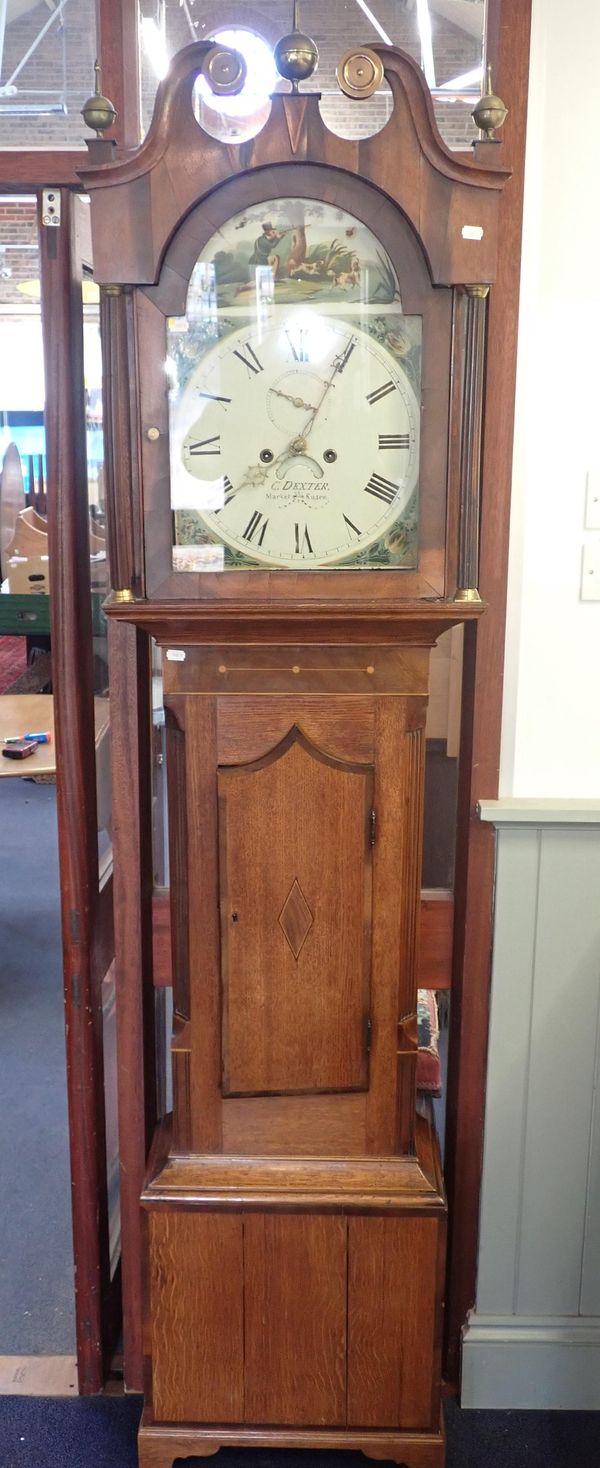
[500,0,600,797]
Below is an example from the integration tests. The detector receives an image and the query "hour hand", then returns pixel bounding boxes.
[269,387,318,413]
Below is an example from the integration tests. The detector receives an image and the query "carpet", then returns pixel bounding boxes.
[0,638,26,693]
[1,1398,600,1468]
[0,779,75,1354]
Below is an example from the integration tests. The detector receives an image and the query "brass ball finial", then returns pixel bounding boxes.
[472,65,508,141]
[274,1,319,93]
[82,60,117,137]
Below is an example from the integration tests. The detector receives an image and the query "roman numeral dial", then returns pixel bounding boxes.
[364,472,399,505]
[186,435,221,457]
[286,329,310,364]
[294,523,314,556]
[242,510,269,546]
[367,380,396,406]
[379,434,410,450]
[173,313,420,568]
[233,342,263,377]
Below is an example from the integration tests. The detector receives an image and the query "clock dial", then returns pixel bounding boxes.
[173,315,419,568]
[168,197,422,571]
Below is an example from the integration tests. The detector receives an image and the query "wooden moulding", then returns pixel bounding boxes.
[137,1415,446,1468]
[104,600,486,644]
[142,1114,445,1214]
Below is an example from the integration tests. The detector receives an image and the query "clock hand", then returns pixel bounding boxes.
[269,387,318,413]
[231,414,331,501]
[234,439,302,494]
[298,339,352,439]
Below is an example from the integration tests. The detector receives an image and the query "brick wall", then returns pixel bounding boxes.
[0,198,39,306]
[144,0,482,150]
[0,2,481,155]
[0,0,96,150]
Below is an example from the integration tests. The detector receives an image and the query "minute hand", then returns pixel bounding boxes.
[299,343,349,439]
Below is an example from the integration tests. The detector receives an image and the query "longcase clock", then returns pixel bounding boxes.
[82,26,508,1468]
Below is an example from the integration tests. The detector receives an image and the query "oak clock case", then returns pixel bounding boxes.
[82,37,507,1468]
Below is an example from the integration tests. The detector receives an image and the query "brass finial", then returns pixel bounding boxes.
[471,65,508,141]
[82,60,117,137]
[274,1,319,93]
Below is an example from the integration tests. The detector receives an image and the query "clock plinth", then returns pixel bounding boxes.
[83,33,508,1449]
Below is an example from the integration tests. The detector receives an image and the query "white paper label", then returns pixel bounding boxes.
[166,649,186,662]
[462,225,484,240]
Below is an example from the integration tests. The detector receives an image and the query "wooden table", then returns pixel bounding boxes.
[0,694,109,777]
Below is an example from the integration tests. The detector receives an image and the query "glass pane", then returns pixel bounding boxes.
[151,643,173,1121]
[168,197,421,573]
[0,195,48,629]
[80,225,119,1276]
[1,0,97,150]
[81,264,111,887]
[140,1,485,151]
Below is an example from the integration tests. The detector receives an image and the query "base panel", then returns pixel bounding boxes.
[138,1413,446,1468]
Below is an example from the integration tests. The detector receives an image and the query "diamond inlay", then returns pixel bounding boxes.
[278,879,314,959]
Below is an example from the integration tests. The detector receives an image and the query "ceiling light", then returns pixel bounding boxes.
[141,16,169,81]
[438,66,482,92]
[416,0,436,89]
[353,1,392,45]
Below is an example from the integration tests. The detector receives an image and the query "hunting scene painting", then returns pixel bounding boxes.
[187,198,402,310]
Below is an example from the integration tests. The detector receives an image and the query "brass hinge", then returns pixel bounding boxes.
[365,1016,372,1053]
[369,808,377,847]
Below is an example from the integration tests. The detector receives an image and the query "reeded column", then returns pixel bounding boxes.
[455,284,490,602]
[99,283,143,600]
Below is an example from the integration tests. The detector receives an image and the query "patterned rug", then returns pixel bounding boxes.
[0,637,26,693]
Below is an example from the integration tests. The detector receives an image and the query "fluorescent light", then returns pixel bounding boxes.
[141,17,169,81]
[416,0,436,89]
[354,1,392,46]
[439,66,482,93]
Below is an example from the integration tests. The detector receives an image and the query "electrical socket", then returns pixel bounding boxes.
[42,190,60,228]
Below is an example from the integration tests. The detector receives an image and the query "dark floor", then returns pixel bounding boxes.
[1,1398,600,1468]
[0,777,75,1354]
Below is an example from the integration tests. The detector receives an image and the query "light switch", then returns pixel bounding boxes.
[581,541,600,601]
[585,470,600,530]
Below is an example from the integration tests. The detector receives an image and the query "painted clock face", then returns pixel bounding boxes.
[168,198,422,572]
